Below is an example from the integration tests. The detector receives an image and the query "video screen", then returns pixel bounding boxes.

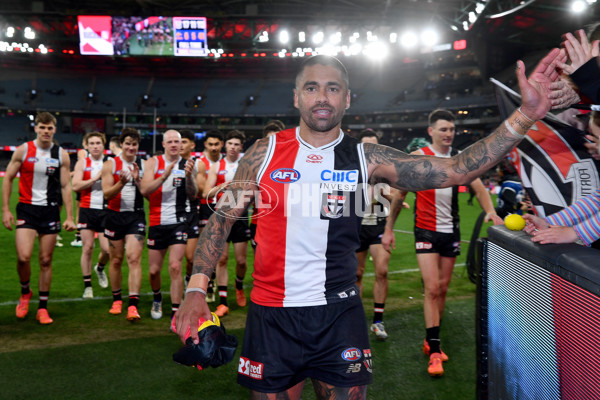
[78,15,208,57]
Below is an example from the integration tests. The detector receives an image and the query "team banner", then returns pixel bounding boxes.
[492,78,600,218]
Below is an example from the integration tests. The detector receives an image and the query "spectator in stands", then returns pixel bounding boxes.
[176,50,568,397]
[383,109,500,377]
[2,111,76,324]
[202,130,250,317]
[71,132,110,298]
[101,128,146,321]
[556,24,600,105]
[140,129,197,322]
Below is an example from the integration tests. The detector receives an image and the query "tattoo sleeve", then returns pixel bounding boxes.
[185,171,198,202]
[192,139,268,278]
[364,110,531,191]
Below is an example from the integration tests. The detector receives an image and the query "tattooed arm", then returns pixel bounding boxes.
[366,48,565,191]
[175,138,269,344]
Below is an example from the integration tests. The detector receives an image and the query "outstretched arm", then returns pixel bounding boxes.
[175,138,268,344]
[366,48,564,191]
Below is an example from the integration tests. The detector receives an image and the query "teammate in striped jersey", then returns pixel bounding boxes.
[140,129,197,322]
[2,112,76,325]
[385,109,499,377]
[71,131,110,299]
[176,50,568,397]
[101,128,146,321]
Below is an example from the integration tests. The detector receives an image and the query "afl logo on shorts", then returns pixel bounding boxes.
[341,347,362,361]
[270,168,300,183]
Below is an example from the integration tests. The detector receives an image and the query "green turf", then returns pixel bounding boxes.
[0,179,495,399]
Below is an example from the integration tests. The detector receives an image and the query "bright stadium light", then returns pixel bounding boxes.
[279,30,289,44]
[421,29,439,47]
[299,31,306,42]
[312,31,324,44]
[400,31,418,48]
[363,41,388,60]
[24,27,35,40]
[571,0,587,12]
[258,31,269,43]
[6,27,14,38]
[390,32,398,43]
[330,32,341,44]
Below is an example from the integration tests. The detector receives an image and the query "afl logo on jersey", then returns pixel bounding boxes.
[27,157,38,163]
[270,168,301,183]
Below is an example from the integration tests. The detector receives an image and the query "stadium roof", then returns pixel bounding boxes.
[0,0,597,77]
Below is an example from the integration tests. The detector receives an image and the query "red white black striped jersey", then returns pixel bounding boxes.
[79,155,107,210]
[413,146,459,233]
[212,157,240,206]
[18,141,62,207]
[198,153,222,205]
[215,157,239,186]
[148,155,191,226]
[106,155,145,212]
[253,128,369,307]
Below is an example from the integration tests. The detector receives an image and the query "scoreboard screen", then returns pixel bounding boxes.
[173,17,208,57]
[78,15,208,57]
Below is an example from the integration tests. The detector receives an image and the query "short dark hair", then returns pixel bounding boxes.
[179,129,195,142]
[263,120,285,137]
[109,136,121,147]
[35,111,57,126]
[226,130,246,143]
[204,130,224,142]
[296,55,349,90]
[428,109,455,126]
[358,129,378,142]
[120,127,141,144]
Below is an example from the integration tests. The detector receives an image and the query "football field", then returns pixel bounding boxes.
[0,178,492,399]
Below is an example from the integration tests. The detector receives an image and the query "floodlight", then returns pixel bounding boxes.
[279,30,289,44]
[421,29,439,47]
[571,0,586,12]
[312,31,324,44]
[400,31,418,48]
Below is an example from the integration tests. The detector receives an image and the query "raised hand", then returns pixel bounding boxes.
[517,48,567,121]
[558,29,600,74]
[547,79,581,109]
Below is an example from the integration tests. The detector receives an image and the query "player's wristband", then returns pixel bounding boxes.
[185,287,207,296]
[188,273,210,292]
[517,107,535,123]
[504,120,526,140]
